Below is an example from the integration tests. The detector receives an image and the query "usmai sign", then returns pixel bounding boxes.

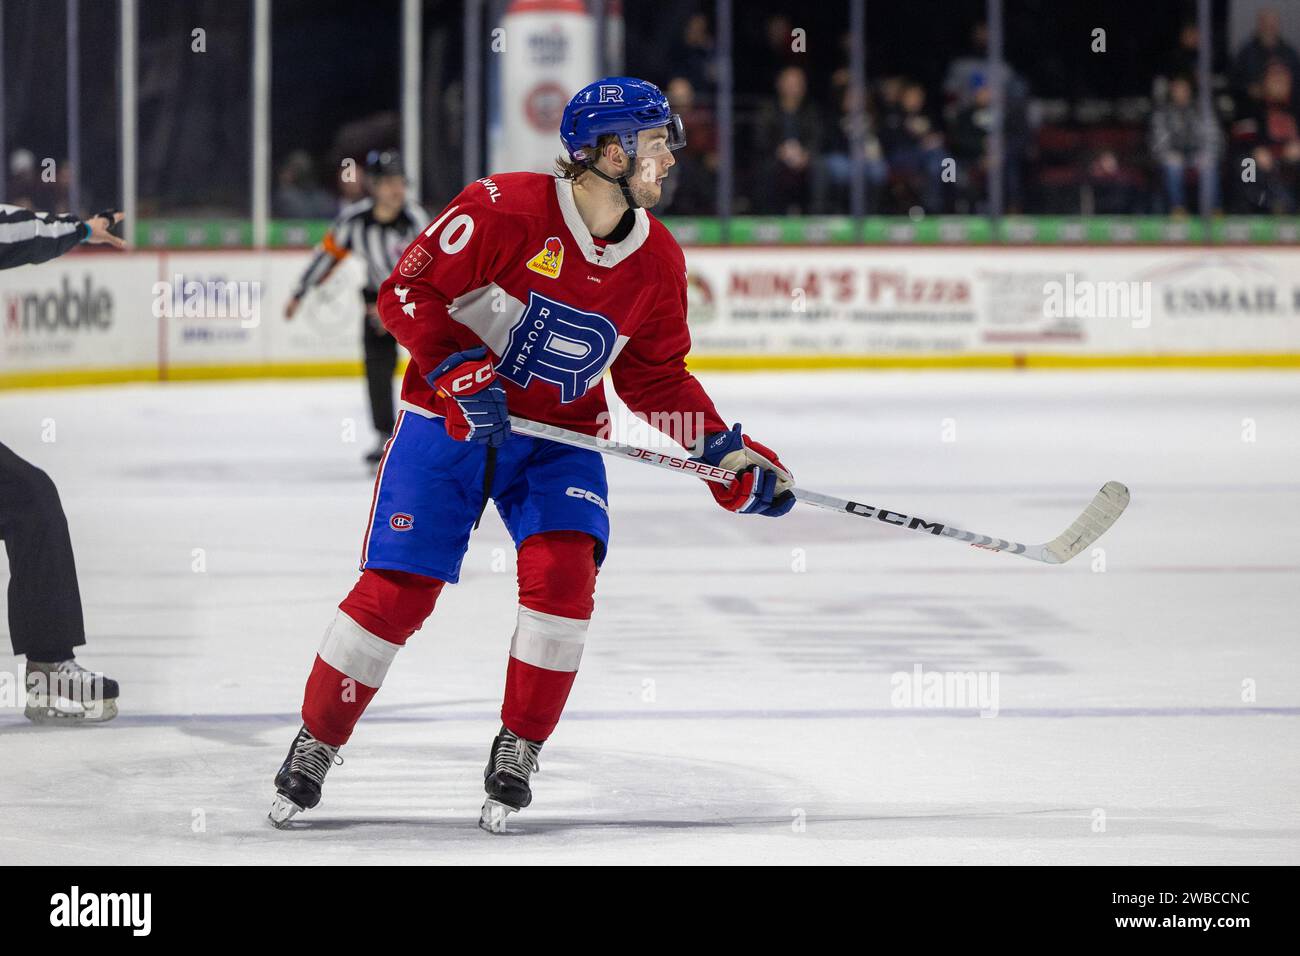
[681,247,1300,359]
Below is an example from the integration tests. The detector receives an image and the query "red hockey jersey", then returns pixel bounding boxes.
[376,172,726,449]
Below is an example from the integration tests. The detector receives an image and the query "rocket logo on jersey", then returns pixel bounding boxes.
[398,244,432,278]
[526,237,564,279]
[496,291,617,403]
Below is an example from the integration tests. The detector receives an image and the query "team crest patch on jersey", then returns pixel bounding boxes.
[398,244,432,278]
[526,237,564,279]
[389,512,414,531]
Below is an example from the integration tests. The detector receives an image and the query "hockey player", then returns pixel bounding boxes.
[1,204,125,722]
[285,150,431,464]
[269,77,794,832]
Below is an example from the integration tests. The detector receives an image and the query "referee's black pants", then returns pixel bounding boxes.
[363,304,397,438]
[0,441,84,660]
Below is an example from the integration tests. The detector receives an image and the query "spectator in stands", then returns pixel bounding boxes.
[660,76,717,215]
[813,70,887,213]
[1230,7,1300,107]
[667,13,716,95]
[1234,61,1300,212]
[1149,75,1223,213]
[1161,21,1202,86]
[668,75,717,158]
[1084,149,1141,214]
[753,65,822,214]
[875,77,905,136]
[944,21,989,111]
[755,14,804,96]
[942,21,1032,213]
[947,74,994,213]
[7,149,65,213]
[274,150,338,218]
[878,80,945,212]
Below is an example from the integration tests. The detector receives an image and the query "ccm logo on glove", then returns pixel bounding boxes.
[428,346,510,447]
[445,363,495,394]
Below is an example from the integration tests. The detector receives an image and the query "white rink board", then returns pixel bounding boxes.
[684,247,1300,355]
[0,249,366,380]
[0,254,157,372]
[159,253,364,368]
[691,247,1300,356]
[4,246,1300,385]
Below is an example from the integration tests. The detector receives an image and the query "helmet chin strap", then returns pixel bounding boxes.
[584,162,641,210]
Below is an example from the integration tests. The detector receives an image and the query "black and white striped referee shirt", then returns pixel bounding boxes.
[0,204,89,271]
[293,197,431,302]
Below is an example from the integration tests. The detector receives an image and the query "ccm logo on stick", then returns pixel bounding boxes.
[844,501,944,534]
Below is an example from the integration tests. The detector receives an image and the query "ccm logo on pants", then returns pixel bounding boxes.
[565,486,607,511]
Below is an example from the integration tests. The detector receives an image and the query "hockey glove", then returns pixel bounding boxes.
[428,346,509,447]
[697,423,795,517]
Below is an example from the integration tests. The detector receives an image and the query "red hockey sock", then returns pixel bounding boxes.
[302,652,380,747]
[501,531,598,742]
[301,569,444,747]
[339,568,444,645]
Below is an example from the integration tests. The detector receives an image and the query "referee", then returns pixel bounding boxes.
[1,204,124,722]
[285,150,430,464]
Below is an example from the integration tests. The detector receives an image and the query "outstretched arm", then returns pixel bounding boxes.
[0,205,124,271]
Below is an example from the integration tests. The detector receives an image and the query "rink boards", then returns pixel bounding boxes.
[3,245,1300,388]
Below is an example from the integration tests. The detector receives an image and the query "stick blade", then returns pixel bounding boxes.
[1041,481,1130,564]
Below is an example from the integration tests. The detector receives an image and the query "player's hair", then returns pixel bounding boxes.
[554,133,620,180]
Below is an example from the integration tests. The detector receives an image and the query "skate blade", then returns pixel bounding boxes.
[268,793,305,829]
[25,697,118,725]
[478,798,517,834]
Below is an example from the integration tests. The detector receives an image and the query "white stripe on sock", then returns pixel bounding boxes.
[509,606,588,672]
[318,610,401,688]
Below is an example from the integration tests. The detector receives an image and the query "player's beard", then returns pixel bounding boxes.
[627,157,664,209]
[628,178,662,209]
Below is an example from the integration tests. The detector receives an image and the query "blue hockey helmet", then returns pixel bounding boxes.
[560,76,686,164]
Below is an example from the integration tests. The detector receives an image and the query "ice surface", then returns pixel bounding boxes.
[1,371,1297,864]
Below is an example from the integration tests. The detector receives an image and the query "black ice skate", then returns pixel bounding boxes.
[25,658,119,724]
[268,725,342,828]
[479,725,543,833]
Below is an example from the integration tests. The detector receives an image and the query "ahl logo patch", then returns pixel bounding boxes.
[389,513,414,531]
[398,244,432,278]
[526,237,564,279]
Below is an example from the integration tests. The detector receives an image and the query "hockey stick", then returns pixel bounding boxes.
[508,415,1129,565]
